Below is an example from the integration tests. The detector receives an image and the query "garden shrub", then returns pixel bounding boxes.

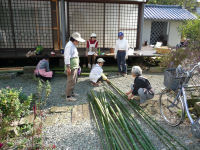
[0,88,32,140]
[160,17,200,68]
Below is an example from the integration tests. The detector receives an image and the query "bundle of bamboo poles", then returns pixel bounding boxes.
[88,81,188,150]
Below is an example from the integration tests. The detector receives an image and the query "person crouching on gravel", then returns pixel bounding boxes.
[126,66,154,104]
[89,58,109,86]
[34,54,53,82]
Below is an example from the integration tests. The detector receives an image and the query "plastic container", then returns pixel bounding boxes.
[98,48,101,55]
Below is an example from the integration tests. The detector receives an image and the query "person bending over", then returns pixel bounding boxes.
[34,54,53,81]
[126,66,154,104]
[89,58,109,86]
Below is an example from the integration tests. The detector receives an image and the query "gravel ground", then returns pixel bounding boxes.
[43,121,101,150]
[0,73,200,149]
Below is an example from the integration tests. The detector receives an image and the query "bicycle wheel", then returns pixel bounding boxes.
[159,89,185,126]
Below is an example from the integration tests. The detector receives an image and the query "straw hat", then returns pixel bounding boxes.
[71,32,85,42]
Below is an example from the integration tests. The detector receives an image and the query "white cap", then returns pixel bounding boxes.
[91,33,97,37]
[97,58,105,63]
[71,32,85,42]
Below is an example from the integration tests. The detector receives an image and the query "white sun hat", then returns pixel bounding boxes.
[97,58,105,63]
[71,32,85,42]
[91,33,97,37]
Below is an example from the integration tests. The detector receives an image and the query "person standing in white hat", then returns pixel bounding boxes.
[86,33,98,69]
[64,32,85,101]
[89,58,109,86]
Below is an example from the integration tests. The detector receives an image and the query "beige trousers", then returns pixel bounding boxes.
[66,69,78,96]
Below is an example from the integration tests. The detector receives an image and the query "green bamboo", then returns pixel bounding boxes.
[108,82,187,150]
[90,93,113,149]
[89,84,186,150]
[106,89,156,150]
[100,100,118,149]
[89,93,115,149]
[108,83,176,149]
[133,101,187,150]
[89,101,107,150]
[108,104,139,150]
[103,89,152,149]
[91,91,130,150]
[114,102,150,150]
[101,90,140,150]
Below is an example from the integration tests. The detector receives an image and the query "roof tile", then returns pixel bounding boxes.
[144,4,197,20]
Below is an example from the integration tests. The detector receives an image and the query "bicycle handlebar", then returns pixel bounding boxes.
[189,62,200,74]
[176,62,200,79]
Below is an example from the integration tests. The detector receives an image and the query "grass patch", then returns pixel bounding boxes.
[52,66,132,73]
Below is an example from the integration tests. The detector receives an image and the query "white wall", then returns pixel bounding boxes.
[168,21,182,47]
[142,20,151,45]
[142,20,182,47]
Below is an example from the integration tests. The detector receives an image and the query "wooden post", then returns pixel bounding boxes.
[8,0,16,50]
[136,3,144,50]
[56,0,60,50]
[103,3,105,49]
[61,0,66,49]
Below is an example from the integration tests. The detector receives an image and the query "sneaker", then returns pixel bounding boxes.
[71,92,78,97]
[132,96,140,101]
[91,82,99,87]
[88,64,91,69]
[117,72,121,76]
[66,96,76,101]
[122,73,127,77]
[92,64,95,68]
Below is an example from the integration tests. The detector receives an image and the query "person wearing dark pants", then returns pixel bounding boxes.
[117,51,127,75]
[114,32,129,76]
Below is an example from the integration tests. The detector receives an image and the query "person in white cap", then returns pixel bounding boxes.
[64,32,85,101]
[89,58,109,86]
[86,33,98,69]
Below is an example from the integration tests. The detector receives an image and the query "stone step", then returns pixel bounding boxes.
[44,104,90,127]
[0,72,17,79]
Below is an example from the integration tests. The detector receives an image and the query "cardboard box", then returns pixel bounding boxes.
[156,46,171,54]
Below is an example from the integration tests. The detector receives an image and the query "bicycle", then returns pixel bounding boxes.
[159,62,200,138]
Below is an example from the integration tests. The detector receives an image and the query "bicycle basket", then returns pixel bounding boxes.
[164,68,181,91]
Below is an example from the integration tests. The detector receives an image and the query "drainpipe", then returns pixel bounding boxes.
[61,0,66,49]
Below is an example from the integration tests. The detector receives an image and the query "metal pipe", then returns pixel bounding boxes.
[182,87,194,124]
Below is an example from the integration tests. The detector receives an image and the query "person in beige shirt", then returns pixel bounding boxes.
[64,32,85,101]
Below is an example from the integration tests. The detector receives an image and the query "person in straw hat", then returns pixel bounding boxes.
[64,32,85,101]
[89,58,109,86]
